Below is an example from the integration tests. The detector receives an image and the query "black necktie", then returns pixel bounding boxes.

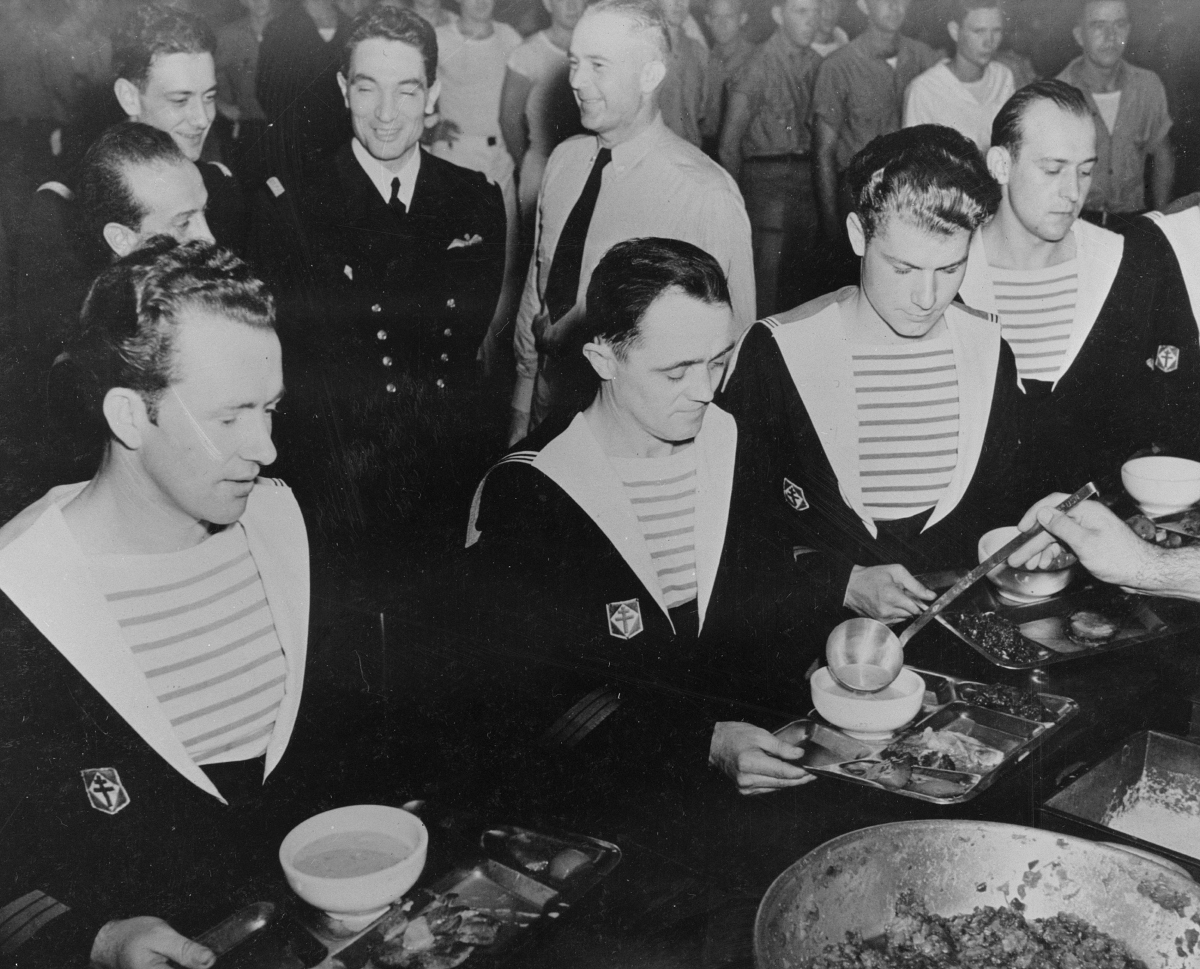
[543,147,611,325]
[389,176,406,217]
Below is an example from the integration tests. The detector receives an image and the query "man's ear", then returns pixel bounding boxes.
[103,388,148,451]
[1072,24,1083,49]
[738,11,748,25]
[425,78,441,114]
[640,57,667,94]
[986,144,1011,184]
[771,4,782,27]
[103,222,140,259]
[582,340,619,381]
[846,211,866,258]
[337,71,349,108]
[855,0,869,20]
[947,20,959,45]
[113,77,142,120]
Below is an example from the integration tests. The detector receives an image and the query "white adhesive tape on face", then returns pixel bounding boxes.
[170,385,223,461]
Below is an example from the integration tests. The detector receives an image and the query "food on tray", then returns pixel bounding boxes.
[807,891,1147,968]
[882,728,1003,774]
[1067,609,1119,646]
[840,758,913,790]
[370,895,501,969]
[952,612,1046,664]
[1128,513,1190,547]
[293,830,412,879]
[548,848,592,881]
[956,683,1049,721]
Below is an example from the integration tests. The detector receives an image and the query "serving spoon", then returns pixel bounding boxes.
[825,482,1099,694]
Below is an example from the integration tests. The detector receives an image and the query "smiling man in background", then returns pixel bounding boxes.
[112,3,246,250]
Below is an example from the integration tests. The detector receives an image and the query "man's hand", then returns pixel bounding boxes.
[91,917,214,969]
[709,721,814,796]
[1009,496,1158,589]
[844,564,935,622]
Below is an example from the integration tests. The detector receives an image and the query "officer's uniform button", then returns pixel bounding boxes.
[377,329,388,340]
[385,382,397,394]
[382,356,393,367]
[436,378,446,389]
[443,328,452,337]
[440,353,449,362]
[446,298,456,309]
[371,303,382,313]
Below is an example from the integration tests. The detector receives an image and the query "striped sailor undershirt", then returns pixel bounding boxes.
[852,334,961,521]
[992,258,1078,380]
[610,446,699,609]
[90,524,287,766]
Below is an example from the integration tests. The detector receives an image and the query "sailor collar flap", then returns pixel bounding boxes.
[769,298,1000,538]
[960,221,1124,390]
[1145,209,1200,331]
[0,483,310,802]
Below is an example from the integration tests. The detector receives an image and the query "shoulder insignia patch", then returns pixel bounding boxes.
[783,478,809,511]
[81,768,130,815]
[1156,345,1180,373]
[606,599,643,640]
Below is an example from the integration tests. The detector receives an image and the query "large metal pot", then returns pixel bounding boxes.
[754,820,1200,969]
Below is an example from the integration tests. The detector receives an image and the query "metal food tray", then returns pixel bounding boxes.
[326,826,620,968]
[777,668,1078,804]
[923,568,1200,670]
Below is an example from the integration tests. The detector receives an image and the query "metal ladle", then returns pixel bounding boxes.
[825,482,1099,694]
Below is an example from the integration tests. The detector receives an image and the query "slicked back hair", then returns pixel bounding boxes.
[991,79,1091,159]
[585,238,731,359]
[73,240,275,430]
[343,5,438,86]
[586,0,672,58]
[947,0,1005,26]
[78,121,187,243]
[847,124,1001,244]
[112,3,216,88]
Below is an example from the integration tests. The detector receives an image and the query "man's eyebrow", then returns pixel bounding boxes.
[1037,155,1099,166]
[885,254,968,271]
[223,389,286,411]
[350,72,424,86]
[654,341,737,371]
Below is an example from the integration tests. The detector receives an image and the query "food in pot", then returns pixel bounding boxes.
[882,728,1003,774]
[956,683,1049,721]
[370,895,500,968]
[1067,610,1119,646]
[953,612,1047,664]
[808,891,1147,968]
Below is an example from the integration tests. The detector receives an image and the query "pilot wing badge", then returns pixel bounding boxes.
[81,768,130,815]
[606,599,644,640]
[783,478,809,512]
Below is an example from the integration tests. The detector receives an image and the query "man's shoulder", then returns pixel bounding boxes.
[907,59,949,93]
[900,35,938,61]
[421,149,499,194]
[768,288,848,330]
[0,485,82,555]
[647,127,741,193]
[546,133,599,169]
[1121,60,1167,94]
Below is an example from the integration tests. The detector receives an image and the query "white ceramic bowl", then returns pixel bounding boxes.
[811,666,925,740]
[1122,456,1200,518]
[280,804,428,924]
[978,526,1074,602]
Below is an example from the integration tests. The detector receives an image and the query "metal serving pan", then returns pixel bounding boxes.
[1042,730,1200,880]
[754,820,1200,969]
[776,668,1077,804]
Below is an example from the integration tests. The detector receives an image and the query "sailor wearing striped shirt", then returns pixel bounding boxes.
[721,125,1025,624]
[469,237,821,796]
[0,242,302,969]
[959,80,1200,498]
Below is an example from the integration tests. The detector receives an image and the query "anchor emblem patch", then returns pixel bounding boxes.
[606,599,644,640]
[1156,345,1180,373]
[81,768,130,815]
[782,478,809,511]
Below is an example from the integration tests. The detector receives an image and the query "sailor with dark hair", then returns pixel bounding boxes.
[466,236,823,796]
[111,3,247,250]
[720,124,1025,624]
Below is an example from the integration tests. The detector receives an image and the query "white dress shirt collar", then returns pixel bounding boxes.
[351,138,422,209]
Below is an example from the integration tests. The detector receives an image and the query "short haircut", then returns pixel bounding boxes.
[72,240,275,428]
[78,121,188,242]
[585,0,671,58]
[846,124,1001,244]
[947,0,1004,26]
[343,5,438,86]
[585,237,731,359]
[991,79,1091,158]
[1075,0,1127,26]
[112,3,216,88]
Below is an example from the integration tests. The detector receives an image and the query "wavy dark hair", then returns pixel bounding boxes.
[66,240,275,438]
[991,79,1091,159]
[847,124,1002,244]
[343,5,438,86]
[584,237,730,359]
[112,3,216,88]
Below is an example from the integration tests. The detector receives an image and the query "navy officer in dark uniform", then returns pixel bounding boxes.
[252,5,507,525]
[112,4,248,253]
[464,237,822,797]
